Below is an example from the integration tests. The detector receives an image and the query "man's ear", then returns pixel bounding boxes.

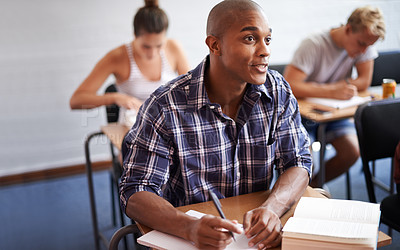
[344,24,352,35]
[205,35,221,56]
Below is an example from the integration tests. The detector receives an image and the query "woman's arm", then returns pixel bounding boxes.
[165,39,191,75]
[70,46,141,110]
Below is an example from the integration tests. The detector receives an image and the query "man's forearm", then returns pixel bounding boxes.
[261,167,309,217]
[125,191,197,241]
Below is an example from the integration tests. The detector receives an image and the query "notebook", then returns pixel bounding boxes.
[137,210,257,249]
[306,96,372,109]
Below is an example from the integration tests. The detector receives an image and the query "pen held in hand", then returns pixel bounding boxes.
[208,189,236,242]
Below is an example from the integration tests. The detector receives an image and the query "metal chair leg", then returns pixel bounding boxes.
[110,166,117,226]
[85,131,107,250]
[346,171,351,200]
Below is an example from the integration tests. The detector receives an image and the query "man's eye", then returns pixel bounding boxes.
[265,37,272,44]
[245,36,255,42]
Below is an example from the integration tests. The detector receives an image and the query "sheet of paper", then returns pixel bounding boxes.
[293,197,381,225]
[306,96,372,109]
[137,210,257,249]
[283,217,378,240]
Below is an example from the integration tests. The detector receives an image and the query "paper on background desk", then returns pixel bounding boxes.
[137,210,257,250]
[306,96,372,109]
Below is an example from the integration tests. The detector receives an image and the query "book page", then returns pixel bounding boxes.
[137,210,257,249]
[293,197,380,225]
[283,217,378,243]
[306,96,371,109]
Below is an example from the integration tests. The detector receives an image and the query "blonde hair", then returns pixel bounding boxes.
[347,6,386,40]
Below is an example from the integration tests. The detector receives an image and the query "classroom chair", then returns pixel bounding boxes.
[104,84,125,228]
[371,50,400,86]
[354,98,400,203]
[380,142,400,236]
[109,224,142,250]
[269,64,287,75]
[105,84,143,249]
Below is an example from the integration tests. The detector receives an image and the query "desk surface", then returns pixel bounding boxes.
[101,123,129,150]
[297,91,375,123]
[136,187,391,249]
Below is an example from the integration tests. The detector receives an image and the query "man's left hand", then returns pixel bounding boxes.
[243,207,282,249]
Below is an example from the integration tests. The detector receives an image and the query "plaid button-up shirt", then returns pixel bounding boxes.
[120,56,312,210]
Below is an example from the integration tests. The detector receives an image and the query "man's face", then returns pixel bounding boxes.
[345,26,380,58]
[218,10,272,85]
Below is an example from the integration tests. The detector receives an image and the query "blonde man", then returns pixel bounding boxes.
[284,6,385,187]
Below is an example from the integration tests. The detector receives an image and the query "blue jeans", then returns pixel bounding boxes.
[302,117,356,143]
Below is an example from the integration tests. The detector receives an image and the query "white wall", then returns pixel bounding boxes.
[0,0,399,176]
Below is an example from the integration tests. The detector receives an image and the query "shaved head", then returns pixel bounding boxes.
[206,0,264,37]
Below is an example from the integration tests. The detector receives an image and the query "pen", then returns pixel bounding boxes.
[208,189,236,241]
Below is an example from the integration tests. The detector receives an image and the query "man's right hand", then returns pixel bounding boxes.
[330,81,358,100]
[187,214,243,249]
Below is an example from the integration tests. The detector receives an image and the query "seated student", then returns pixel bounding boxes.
[69,0,190,125]
[284,6,385,187]
[119,0,312,249]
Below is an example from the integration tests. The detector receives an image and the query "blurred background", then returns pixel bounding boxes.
[0,0,399,177]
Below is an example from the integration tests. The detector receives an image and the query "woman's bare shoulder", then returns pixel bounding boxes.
[165,39,183,53]
[105,44,129,63]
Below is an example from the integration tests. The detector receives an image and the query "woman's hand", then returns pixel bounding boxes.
[113,93,143,110]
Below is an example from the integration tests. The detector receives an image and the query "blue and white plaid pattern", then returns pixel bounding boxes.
[120,57,312,210]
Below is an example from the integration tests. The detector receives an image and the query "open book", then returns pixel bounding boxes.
[137,210,256,249]
[282,197,380,250]
[306,96,372,109]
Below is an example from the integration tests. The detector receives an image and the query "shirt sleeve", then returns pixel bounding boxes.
[272,73,313,178]
[119,99,173,212]
[289,37,320,76]
[355,45,378,64]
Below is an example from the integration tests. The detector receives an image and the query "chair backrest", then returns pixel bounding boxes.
[355,98,400,163]
[269,64,287,75]
[108,224,139,250]
[371,50,400,86]
[355,98,400,202]
[105,84,120,123]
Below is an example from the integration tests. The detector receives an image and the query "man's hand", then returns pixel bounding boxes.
[243,207,282,249]
[330,81,358,100]
[188,214,243,249]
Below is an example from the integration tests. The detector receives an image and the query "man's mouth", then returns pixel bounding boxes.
[253,64,268,73]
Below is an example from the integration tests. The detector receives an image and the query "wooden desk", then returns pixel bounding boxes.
[297,91,377,188]
[136,187,391,249]
[101,123,130,150]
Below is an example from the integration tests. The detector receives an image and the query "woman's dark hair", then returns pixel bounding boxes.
[133,0,169,36]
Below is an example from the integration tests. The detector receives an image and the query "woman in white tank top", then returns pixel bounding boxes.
[70,0,190,125]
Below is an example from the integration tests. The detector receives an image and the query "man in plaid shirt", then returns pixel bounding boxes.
[120,0,312,248]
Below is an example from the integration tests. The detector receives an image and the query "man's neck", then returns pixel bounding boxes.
[330,26,346,49]
[205,63,247,120]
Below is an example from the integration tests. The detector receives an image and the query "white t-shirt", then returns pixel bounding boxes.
[290,30,378,84]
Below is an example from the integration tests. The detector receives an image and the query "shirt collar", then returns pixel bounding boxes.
[186,56,273,112]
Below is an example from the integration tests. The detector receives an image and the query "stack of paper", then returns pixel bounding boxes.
[306,96,372,109]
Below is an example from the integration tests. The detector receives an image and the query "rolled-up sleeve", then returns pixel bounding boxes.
[273,76,313,179]
[119,100,172,212]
